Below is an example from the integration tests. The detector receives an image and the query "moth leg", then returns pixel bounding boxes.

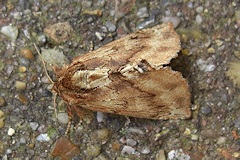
[64,105,75,136]
[64,118,72,136]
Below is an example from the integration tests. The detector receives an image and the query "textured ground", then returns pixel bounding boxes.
[0,0,240,159]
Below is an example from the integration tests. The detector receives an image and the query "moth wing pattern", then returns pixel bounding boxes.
[58,67,190,119]
[71,22,181,71]
[53,22,191,120]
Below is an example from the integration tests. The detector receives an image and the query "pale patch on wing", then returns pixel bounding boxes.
[71,68,111,89]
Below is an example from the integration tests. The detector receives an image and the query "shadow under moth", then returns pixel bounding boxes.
[51,22,191,120]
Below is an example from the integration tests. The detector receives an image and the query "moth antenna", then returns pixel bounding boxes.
[33,43,54,84]
[34,43,58,118]
[53,93,57,118]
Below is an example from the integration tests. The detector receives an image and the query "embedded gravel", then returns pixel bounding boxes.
[0,1,240,159]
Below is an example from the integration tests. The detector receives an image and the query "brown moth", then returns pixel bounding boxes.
[52,22,191,120]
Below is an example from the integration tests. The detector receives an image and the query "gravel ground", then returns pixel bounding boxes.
[0,0,240,159]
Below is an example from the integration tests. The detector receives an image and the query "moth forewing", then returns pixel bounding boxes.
[53,22,191,120]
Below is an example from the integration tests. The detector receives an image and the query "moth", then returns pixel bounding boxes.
[51,22,191,120]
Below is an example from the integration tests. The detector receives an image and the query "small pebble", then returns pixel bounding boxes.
[19,57,30,67]
[6,149,12,155]
[20,48,34,60]
[20,137,26,144]
[28,143,35,149]
[36,133,50,142]
[44,22,73,44]
[0,96,6,107]
[141,146,150,154]
[15,81,27,90]
[234,117,240,128]
[181,49,190,55]
[119,137,126,144]
[29,122,39,131]
[57,112,69,124]
[217,136,227,145]
[201,129,217,138]
[201,106,212,115]
[156,149,166,160]
[137,7,149,18]
[0,110,5,128]
[207,47,215,54]
[126,139,137,146]
[81,1,92,8]
[196,6,204,13]
[233,152,240,158]
[161,17,181,28]
[18,66,27,73]
[8,128,15,136]
[121,145,135,154]
[168,149,190,160]
[183,128,191,135]
[41,76,51,84]
[37,35,46,44]
[95,32,103,41]
[91,128,110,141]
[191,134,199,141]
[86,145,101,158]
[0,118,4,128]
[111,141,121,151]
[105,21,116,32]
[137,16,155,29]
[94,154,108,160]
[16,93,28,104]
[6,64,14,75]
[97,112,105,123]
[196,59,216,72]
[1,25,18,41]
[126,127,144,135]
[215,39,223,46]
[196,15,203,24]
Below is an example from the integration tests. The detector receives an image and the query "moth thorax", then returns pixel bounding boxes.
[71,68,111,89]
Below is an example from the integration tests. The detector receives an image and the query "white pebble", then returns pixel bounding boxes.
[168,149,190,160]
[20,137,26,144]
[6,65,14,75]
[57,112,69,124]
[36,133,50,142]
[196,59,216,72]
[29,122,39,131]
[97,112,104,122]
[195,15,203,24]
[8,128,15,136]
[121,145,135,154]
[95,32,104,41]
[196,6,204,13]
[1,25,18,41]
[105,21,116,32]
[119,137,126,144]
[191,134,199,141]
[217,136,226,145]
[126,139,137,146]
[161,17,181,28]
[183,128,191,135]
[141,146,150,154]
[6,149,12,154]
[127,127,144,135]
[137,7,149,18]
